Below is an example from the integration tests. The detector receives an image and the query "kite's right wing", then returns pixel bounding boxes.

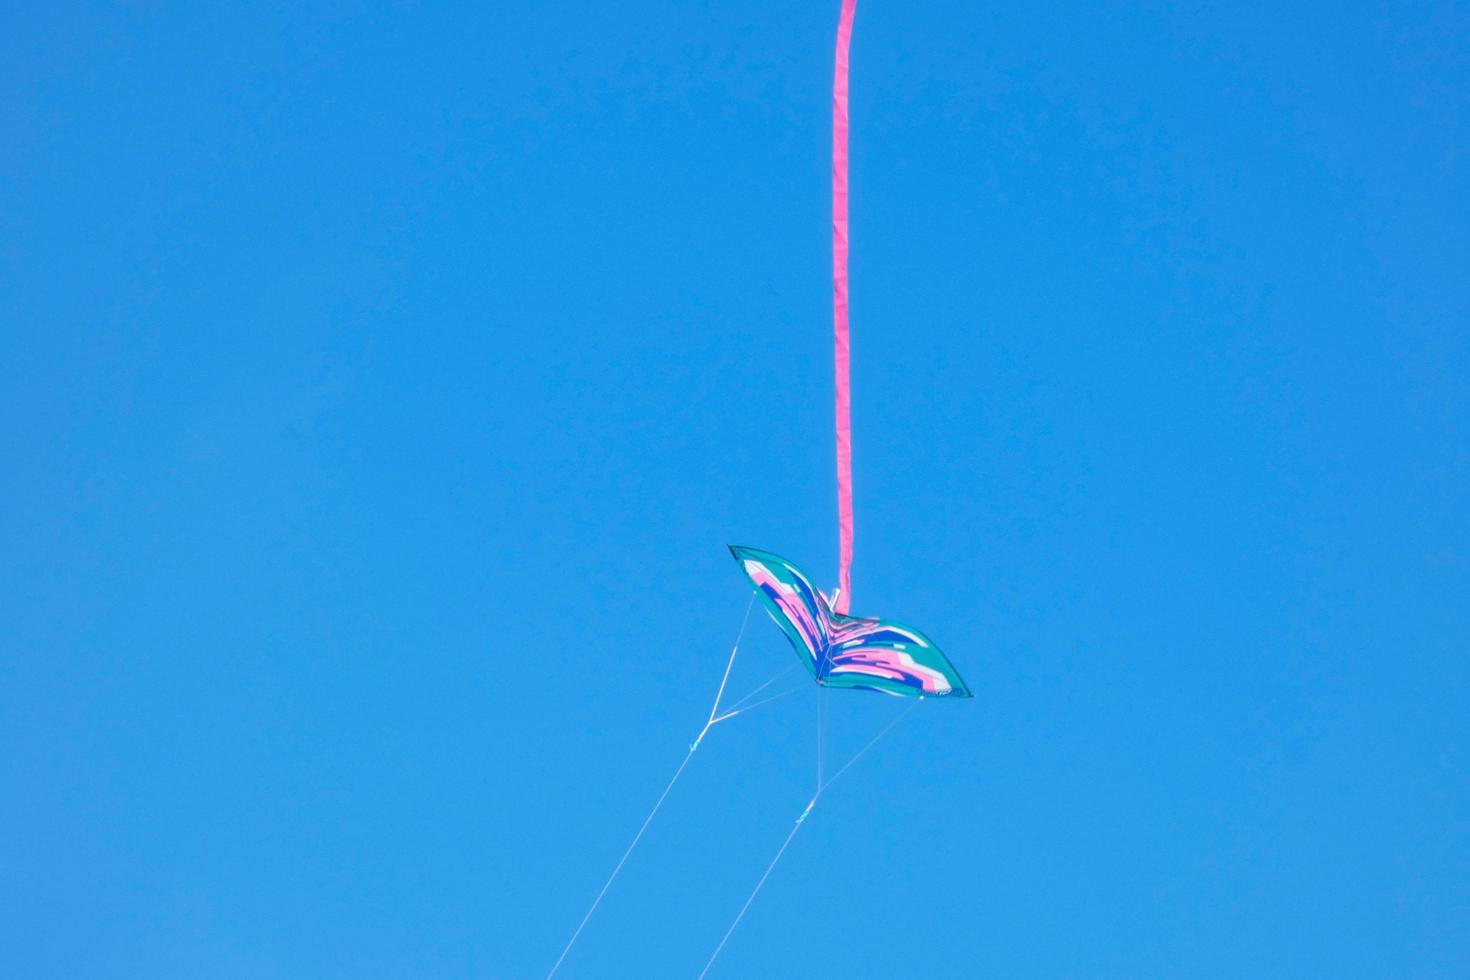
[824,613,972,698]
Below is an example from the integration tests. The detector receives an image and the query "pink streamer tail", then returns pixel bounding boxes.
[832,0,856,616]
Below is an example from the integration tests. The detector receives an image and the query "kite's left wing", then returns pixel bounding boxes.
[729,545,831,680]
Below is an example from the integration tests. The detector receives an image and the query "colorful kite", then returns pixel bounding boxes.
[729,0,967,702]
[695,2,972,968]
[730,545,970,698]
[551,3,969,975]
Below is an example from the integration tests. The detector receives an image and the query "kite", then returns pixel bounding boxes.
[730,545,970,698]
[724,0,967,702]
[549,3,971,976]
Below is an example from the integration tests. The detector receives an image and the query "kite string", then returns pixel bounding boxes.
[546,592,756,979]
[722,662,798,715]
[710,684,803,725]
[706,592,756,724]
[545,742,698,979]
[821,700,918,794]
[696,816,806,980]
[817,684,827,788]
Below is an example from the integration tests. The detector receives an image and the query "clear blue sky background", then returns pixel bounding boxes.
[4,2,1467,977]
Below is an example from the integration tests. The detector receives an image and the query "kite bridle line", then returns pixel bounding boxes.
[546,591,804,980]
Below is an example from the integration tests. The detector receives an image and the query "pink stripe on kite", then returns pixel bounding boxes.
[745,563,825,658]
[833,0,856,615]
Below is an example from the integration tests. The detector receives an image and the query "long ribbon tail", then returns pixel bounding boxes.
[833,0,857,615]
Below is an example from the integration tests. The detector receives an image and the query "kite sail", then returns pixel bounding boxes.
[731,545,970,698]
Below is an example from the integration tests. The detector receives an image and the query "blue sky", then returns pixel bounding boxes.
[4,2,1467,977]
